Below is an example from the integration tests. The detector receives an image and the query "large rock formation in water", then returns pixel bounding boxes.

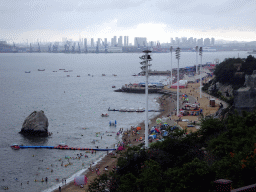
[20,110,49,137]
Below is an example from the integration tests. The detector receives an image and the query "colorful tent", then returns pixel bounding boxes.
[118,146,125,151]
[136,127,141,131]
[74,175,87,186]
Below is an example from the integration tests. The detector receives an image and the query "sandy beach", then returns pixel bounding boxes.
[55,76,220,192]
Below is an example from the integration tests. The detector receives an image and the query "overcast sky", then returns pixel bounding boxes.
[1,0,255,43]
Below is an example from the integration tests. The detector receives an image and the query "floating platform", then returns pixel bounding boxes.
[18,146,116,151]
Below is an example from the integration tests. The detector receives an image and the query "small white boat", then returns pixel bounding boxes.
[136,107,145,112]
[127,108,136,112]
[119,107,127,112]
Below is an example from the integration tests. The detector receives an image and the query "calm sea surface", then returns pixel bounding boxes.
[0,51,250,192]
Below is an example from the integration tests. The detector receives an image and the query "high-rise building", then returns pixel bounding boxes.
[211,37,215,45]
[204,38,211,46]
[62,37,67,42]
[97,38,101,47]
[134,37,147,47]
[84,38,87,48]
[170,38,175,45]
[113,36,117,46]
[188,37,193,45]
[91,38,94,47]
[181,37,187,45]
[127,36,129,46]
[118,36,122,47]
[124,36,127,46]
[197,38,203,46]
[175,37,180,45]
[104,38,107,46]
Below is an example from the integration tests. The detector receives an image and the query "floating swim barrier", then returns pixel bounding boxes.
[18,146,116,151]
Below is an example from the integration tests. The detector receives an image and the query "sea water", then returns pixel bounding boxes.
[0,51,250,191]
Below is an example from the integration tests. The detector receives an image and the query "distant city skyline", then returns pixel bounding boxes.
[1,1,255,44]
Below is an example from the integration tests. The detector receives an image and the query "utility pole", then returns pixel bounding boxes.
[195,46,198,74]
[170,46,173,86]
[199,47,203,98]
[176,47,180,117]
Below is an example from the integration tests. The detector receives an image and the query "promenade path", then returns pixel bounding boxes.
[165,76,228,134]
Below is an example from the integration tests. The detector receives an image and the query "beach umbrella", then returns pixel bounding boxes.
[156,118,162,124]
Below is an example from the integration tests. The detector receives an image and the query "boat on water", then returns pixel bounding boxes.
[136,108,145,112]
[67,75,70,77]
[11,144,20,150]
[248,50,256,54]
[38,69,45,71]
[108,107,119,111]
[56,143,68,148]
[25,71,31,73]
[112,74,117,76]
[119,107,127,112]
[127,108,136,112]
[102,74,106,76]
[68,70,73,72]
[59,69,65,70]
[112,86,116,88]
[64,70,69,72]
[77,75,80,77]
[88,74,90,76]
[53,71,57,72]
[101,113,109,117]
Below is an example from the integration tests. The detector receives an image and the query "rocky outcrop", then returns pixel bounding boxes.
[20,110,49,137]
[234,70,256,114]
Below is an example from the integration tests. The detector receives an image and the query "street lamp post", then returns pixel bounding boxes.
[170,46,173,86]
[195,46,198,74]
[175,47,180,117]
[199,47,203,98]
[140,50,152,148]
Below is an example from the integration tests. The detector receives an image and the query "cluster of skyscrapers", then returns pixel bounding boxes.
[61,36,216,48]
[170,37,215,47]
